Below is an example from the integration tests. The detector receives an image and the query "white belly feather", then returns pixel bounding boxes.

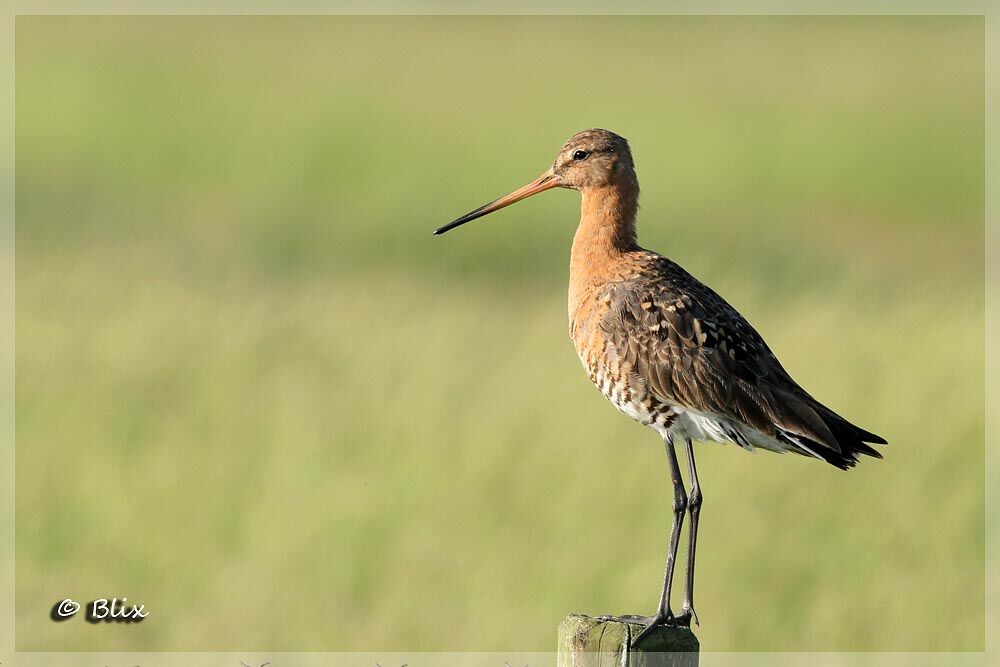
[591,368,799,456]
[667,408,796,455]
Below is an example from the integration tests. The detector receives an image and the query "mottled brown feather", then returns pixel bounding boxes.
[592,250,884,464]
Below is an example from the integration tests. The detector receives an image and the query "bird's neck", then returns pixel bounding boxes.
[568,182,640,337]
[571,183,640,270]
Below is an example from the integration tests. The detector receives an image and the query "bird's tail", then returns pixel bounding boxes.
[776,400,886,470]
[767,387,886,470]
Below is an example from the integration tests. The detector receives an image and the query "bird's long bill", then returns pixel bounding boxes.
[434,169,561,235]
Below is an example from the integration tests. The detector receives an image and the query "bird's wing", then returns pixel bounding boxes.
[598,254,884,464]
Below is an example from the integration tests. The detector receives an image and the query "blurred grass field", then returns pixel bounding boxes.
[14,16,983,652]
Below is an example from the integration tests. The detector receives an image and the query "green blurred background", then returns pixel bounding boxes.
[15,15,983,652]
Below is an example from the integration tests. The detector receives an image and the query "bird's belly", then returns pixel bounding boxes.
[669,408,794,454]
[588,362,794,454]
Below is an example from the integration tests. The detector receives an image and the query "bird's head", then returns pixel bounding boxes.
[551,128,635,190]
[434,128,635,235]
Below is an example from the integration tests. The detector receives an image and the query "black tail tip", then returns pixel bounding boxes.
[831,439,886,470]
[857,429,887,445]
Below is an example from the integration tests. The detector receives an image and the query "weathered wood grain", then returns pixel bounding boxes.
[557,614,699,667]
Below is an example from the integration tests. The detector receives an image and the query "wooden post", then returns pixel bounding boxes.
[558,614,699,667]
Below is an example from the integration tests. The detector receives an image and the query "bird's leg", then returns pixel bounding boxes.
[633,435,688,646]
[679,437,702,626]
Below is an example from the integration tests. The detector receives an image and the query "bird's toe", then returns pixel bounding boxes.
[596,614,657,625]
[631,612,680,646]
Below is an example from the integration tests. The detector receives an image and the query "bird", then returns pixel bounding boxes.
[434,128,885,645]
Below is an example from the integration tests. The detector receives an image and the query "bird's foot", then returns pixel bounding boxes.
[595,614,657,624]
[630,610,690,647]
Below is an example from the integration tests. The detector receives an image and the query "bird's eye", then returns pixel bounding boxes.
[572,150,589,161]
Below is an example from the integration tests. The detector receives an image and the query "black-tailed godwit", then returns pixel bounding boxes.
[435,128,885,645]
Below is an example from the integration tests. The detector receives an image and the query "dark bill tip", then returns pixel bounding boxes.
[433,205,491,236]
